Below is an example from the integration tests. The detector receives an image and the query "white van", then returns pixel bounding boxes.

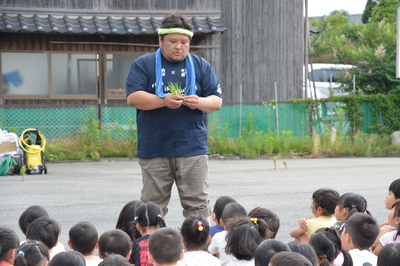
[304,63,354,99]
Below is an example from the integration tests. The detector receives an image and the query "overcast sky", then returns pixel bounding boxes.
[307,0,368,17]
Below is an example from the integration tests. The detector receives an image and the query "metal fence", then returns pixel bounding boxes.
[0,102,374,141]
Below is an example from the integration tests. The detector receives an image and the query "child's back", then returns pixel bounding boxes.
[208,202,247,266]
[210,196,237,237]
[68,221,102,266]
[180,215,220,266]
[129,203,166,266]
[290,188,339,244]
[336,213,380,266]
[98,229,131,260]
[0,227,20,266]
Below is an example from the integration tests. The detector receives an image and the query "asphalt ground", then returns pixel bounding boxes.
[1,157,399,249]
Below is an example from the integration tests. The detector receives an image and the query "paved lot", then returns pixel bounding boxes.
[0,157,399,247]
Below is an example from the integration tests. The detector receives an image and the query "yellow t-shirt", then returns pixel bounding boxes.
[307,216,336,235]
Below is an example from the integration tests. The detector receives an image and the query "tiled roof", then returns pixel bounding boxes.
[0,11,227,35]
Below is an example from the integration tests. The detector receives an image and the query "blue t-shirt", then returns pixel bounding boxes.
[126,52,222,158]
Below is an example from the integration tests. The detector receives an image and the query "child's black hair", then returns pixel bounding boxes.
[25,216,61,250]
[0,227,19,262]
[213,196,237,225]
[255,239,291,266]
[389,179,400,199]
[225,217,269,261]
[98,253,131,266]
[69,221,98,255]
[180,215,209,251]
[312,188,340,216]
[390,201,400,241]
[134,203,166,228]
[309,227,353,266]
[248,207,280,239]
[115,200,144,241]
[377,243,400,266]
[287,241,318,266]
[337,193,371,220]
[14,240,49,266]
[269,251,313,266]
[48,251,85,266]
[220,202,247,230]
[98,229,131,259]
[344,213,379,250]
[18,205,49,235]
[149,228,183,265]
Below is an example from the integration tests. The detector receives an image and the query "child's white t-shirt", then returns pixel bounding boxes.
[227,258,254,266]
[208,230,232,266]
[84,257,103,266]
[179,250,221,266]
[334,249,377,266]
[379,230,400,246]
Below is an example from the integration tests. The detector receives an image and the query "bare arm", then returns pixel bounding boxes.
[183,95,222,113]
[127,91,184,110]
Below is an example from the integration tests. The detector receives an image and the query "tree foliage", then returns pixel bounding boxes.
[362,0,378,23]
[309,0,400,95]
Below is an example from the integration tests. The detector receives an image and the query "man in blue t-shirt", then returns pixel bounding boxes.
[126,12,223,219]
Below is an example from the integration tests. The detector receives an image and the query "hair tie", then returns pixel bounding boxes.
[196,221,204,231]
[18,250,25,257]
[134,217,138,221]
[250,218,258,224]
[351,205,355,208]
[319,255,327,259]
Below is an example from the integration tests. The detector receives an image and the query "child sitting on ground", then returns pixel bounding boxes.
[248,206,280,239]
[208,202,247,266]
[334,192,370,235]
[68,221,102,266]
[25,216,62,260]
[148,228,184,266]
[335,213,380,266]
[210,196,237,237]
[0,227,20,266]
[98,229,131,259]
[309,227,352,266]
[255,239,291,266]
[290,188,339,244]
[98,254,131,266]
[180,215,220,266]
[115,200,144,241]
[225,217,269,266]
[372,178,400,250]
[377,243,400,266]
[18,205,65,255]
[374,201,400,255]
[48,251,86,266]
[129,202,166,266]
[14,241,49,266]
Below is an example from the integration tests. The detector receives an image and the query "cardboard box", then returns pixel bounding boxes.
[0,141,18,154]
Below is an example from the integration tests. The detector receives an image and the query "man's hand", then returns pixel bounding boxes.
[164,94,184,109]
[183,95,200,110]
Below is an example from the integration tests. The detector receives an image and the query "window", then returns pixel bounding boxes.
[106,53,141,99]
[1,52,98,99]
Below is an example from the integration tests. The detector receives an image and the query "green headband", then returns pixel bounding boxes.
[158,28,193,38]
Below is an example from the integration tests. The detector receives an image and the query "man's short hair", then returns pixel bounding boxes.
[160,12,192,31]
[344,213,379,250]
[269,251,313,266]
[26,216,60,250]
[69,221,98,255]
[149,228,182,265]
[98,229,131,259]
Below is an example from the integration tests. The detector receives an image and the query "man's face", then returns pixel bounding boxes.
[159,33,190,63]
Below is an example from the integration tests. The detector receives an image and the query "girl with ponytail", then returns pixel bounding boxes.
[14,241,49,266]
[225,217,269,266]
[309,227,353,266]
[128,203,166,266]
